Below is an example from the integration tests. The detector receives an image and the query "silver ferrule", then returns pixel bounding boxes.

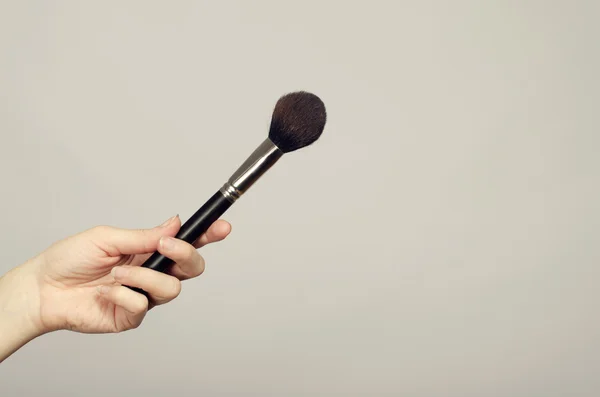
[219,138,284,203]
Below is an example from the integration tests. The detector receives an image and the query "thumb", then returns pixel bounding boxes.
[94,215,181,256]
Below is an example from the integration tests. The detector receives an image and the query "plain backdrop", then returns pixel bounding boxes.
[1,1,599,396]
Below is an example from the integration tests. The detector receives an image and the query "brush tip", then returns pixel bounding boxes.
[268,91,327,153]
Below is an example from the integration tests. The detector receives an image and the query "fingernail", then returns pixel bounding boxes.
[160,236,176,251]
[160,215,178,227]
[111,266,126,279]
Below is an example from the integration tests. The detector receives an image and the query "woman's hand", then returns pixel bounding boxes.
[8,215,231,340]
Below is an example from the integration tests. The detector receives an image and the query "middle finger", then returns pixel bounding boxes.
[110,265,182,306]
[157,236,206,280]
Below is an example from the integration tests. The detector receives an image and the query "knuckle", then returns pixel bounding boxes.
[92,225,112,235]
[117,266,132,279]
[182,253,205,278]
[168,277,182,298]
[183,244,196,261]
[129,319,142,330]
[137,229,154,245]
[137,228,151,237]
[196,256,206,276]
[133,295,149,313]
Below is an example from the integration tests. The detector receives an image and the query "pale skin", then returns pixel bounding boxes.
[0,215,231,363]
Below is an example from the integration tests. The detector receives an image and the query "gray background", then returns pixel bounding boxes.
[1,1,599,396]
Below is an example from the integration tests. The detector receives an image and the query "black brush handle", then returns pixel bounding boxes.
[127,190,232,296]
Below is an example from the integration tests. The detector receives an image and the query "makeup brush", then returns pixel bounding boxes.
[127,91,326,295]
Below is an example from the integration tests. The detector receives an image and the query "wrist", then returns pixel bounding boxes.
[0,258,47,356]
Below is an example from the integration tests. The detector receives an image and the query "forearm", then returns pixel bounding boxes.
[0,261,44,363]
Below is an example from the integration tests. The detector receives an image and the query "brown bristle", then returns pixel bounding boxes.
[268,91,327,153]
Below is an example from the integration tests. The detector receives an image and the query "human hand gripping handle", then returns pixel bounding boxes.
[0,215,233,363]
[128,191,232,296]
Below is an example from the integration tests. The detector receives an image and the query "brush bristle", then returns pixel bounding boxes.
[268,91,327,153]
